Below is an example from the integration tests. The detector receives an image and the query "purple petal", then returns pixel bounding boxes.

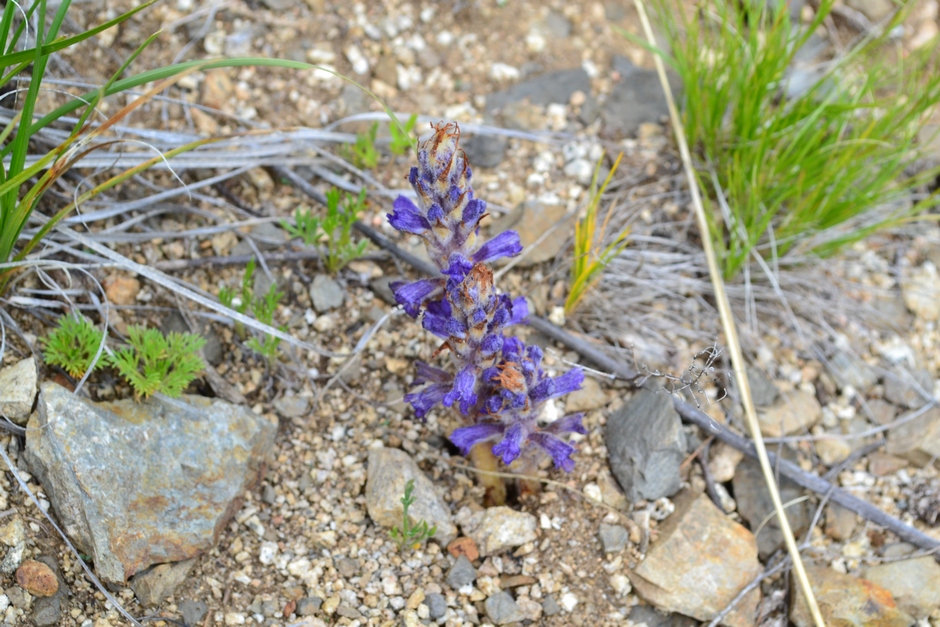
[492,422,525,465]
[425,297,452,319]
[442,367,478,414]
[472,231,522,264]
[526,345,543,365]
[392,279,441,317]
[481,334,503,356]
[427,203,445,223]
[405,383,448,418]
[387,196,430,234]
[550,368,584,399]
[529,432,577,472]
[502,337,524,359]
[444,254,474,279]
[509,296,529,325]
[462,198,486,225]
[449,423,504,456]
[545,413,587,435]
[529,377,555,404]
[414,361,453,385]
[408,167,419,187]
[423,312,465,339]
[484,393,503,414]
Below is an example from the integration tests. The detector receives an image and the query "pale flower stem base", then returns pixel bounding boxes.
[470,442,507,507]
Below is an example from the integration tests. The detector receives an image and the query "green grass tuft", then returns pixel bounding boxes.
[642,0,940,278]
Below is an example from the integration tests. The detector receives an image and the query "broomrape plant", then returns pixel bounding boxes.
[387,122,586,474]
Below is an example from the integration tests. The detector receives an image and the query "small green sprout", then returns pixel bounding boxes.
[108,326,206,400]
[389,114,418,156]
[389,479,437,552]
[246,282,286,364]
[42,314,105,378]
[341,122,380,169]
[282,187,368,273]
[219,257,256,339]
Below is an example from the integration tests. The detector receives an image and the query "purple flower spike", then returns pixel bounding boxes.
[387,196,430,234]
[386,120,588,473]
[472,230,523,265]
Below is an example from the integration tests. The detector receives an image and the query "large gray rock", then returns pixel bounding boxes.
[733,455,811,559]
[24,382,277,584]
[0,358,37,424]
[601,56,679,138]
[486,68,590,113]
[628,490,761,627]
[365,447,457,545]
[605,389,686,501]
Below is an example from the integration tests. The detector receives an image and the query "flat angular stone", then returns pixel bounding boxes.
[25,382,277,584]
[0,358,37,424]
[456,506,537,557]
[865,554,940,618]
[757,389,822,437]
[130,557,198,607]
[886,406,940,467]
[606,389,686,501]
[628,490,761,627]
[485,591,524,625]
[491,200,576,267]
[365,447,457,545]
[734,455,810,559]
[791,564,914,627]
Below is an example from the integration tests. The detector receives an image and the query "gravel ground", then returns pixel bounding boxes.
[0,1,940,626]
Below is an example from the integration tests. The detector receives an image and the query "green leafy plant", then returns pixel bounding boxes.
[341,122,380,169]
[221,258,285,362]
[389,479,437,552]
[282,187,369,273]
[644,0,940,278]
[108,326,205,400]
[246,282,286,364]
[389,113,418,156]
[219,258,256,339]
[41,314,105,378]
[566,152,630,315]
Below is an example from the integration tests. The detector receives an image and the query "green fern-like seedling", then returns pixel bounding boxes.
[219,258,256,339]
[341,122,380,169]
[246,282,285,363]
[389,114,418,156]
[108,326,206,400]
[389,479,437,552]
[282,188,368,273]
[42,314,105,378]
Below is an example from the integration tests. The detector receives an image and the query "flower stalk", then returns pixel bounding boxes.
[387,122,587,502]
